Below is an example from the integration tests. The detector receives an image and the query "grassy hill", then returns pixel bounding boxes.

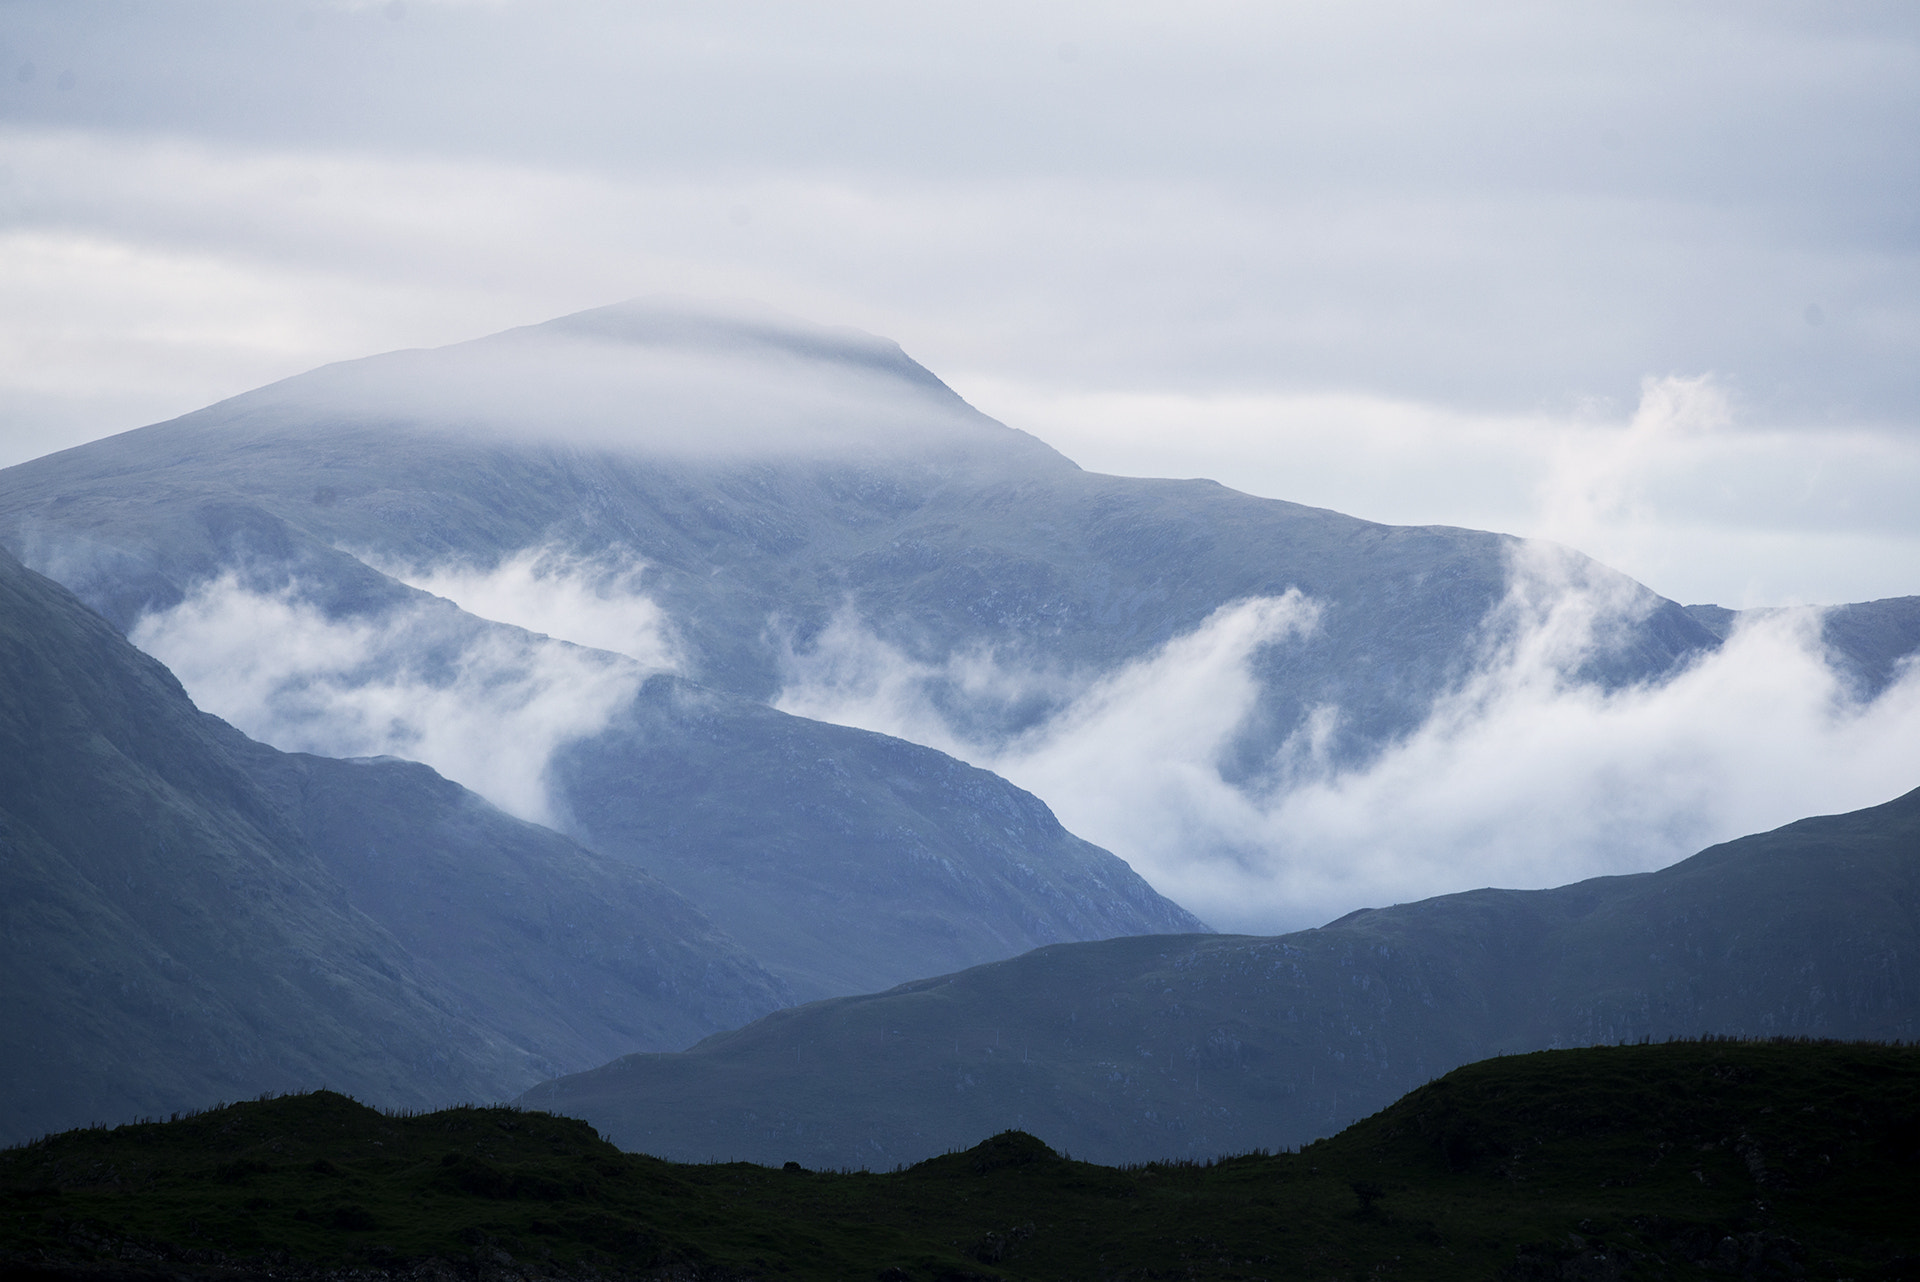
[522,785,1920,1168]
[3,1040,1914,1281]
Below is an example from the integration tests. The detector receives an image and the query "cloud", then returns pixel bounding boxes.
[129,572,648,825]
[963,374,1920,607]
[233,301,992,462]
[369,544,681,670]
[778,542,1920,933]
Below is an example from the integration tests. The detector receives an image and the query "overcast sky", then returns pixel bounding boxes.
[3,1,1917,606]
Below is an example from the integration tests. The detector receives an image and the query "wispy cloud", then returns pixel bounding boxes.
[129,570,651,825]
[779,543,1920,932]
[5,1,1917,611]
[372,544,680,670]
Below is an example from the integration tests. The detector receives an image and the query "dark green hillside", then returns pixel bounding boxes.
[4,1041,1915,1281]
[524,787,1920,1168]
[0,544,785,1145]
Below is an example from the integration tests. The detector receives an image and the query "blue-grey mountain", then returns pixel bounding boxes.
[0,544,784,1146]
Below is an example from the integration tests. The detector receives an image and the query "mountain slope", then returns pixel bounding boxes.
[230,743,791,1067]
[549,676,1205,999]
[519,786,1920,1167]
[0,545,785,1145]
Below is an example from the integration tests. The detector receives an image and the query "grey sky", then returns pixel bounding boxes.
[3,0,1918,604]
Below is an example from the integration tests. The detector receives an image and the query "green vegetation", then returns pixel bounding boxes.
[6,1040,1915,1280]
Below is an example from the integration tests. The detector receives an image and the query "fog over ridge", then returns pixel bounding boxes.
[776,541,1920,933]
[129,567,654,827]
[124,525,1920,935]
[214,297,1034,464]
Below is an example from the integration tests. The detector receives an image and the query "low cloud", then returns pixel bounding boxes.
[130,572,648,825]
[370,544,681,671]
[778,543,1920,933]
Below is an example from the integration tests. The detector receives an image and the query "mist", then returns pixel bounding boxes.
[129,569,655,825]
[231,301,1000,463]
[126,526,1920,936]
[778,542,1920,933]
[368,544,680,672]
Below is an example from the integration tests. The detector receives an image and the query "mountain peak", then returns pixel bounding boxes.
[196,298,1056,467]
[522,298,964,402]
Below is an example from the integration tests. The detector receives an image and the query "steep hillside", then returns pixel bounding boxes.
[0,546,784,1145]
[521,786,1920,1167]
[550,676,1206,999]
[232,744,791,1067]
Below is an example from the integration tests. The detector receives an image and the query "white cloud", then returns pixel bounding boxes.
[370,545,680,670]
[778,542,1920,933]
[129,574,646,825]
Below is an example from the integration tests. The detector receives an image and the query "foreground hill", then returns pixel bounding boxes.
[523,786,1920,1168]
[0,545,787,1146]
[4,1041,1914,1281]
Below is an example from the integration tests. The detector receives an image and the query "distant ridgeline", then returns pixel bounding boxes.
[3,1041,1916,1282]
[524,784,1920,1168]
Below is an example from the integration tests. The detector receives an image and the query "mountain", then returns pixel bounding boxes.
[6,1041,1916,1281]
[519,785,1920,1168]
[1686,595,1920,699]
[0,301,1718,775]
[0,303,1214,995]
[0,543,787,1146]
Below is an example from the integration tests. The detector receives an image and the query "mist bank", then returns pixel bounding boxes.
[523,784,1920,1168]
[781,543,1920,931]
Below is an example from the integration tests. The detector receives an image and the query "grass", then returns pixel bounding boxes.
[3,1038,1916,1280]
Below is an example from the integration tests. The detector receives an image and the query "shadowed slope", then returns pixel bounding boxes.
[4,1041,1915,1281]
[0,546,786,1145]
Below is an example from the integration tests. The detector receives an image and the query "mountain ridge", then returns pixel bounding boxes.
[519,783,1920,1168]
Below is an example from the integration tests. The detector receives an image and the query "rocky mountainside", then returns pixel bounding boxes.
[0,545,787,1146]
[521,784,1920,1168]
